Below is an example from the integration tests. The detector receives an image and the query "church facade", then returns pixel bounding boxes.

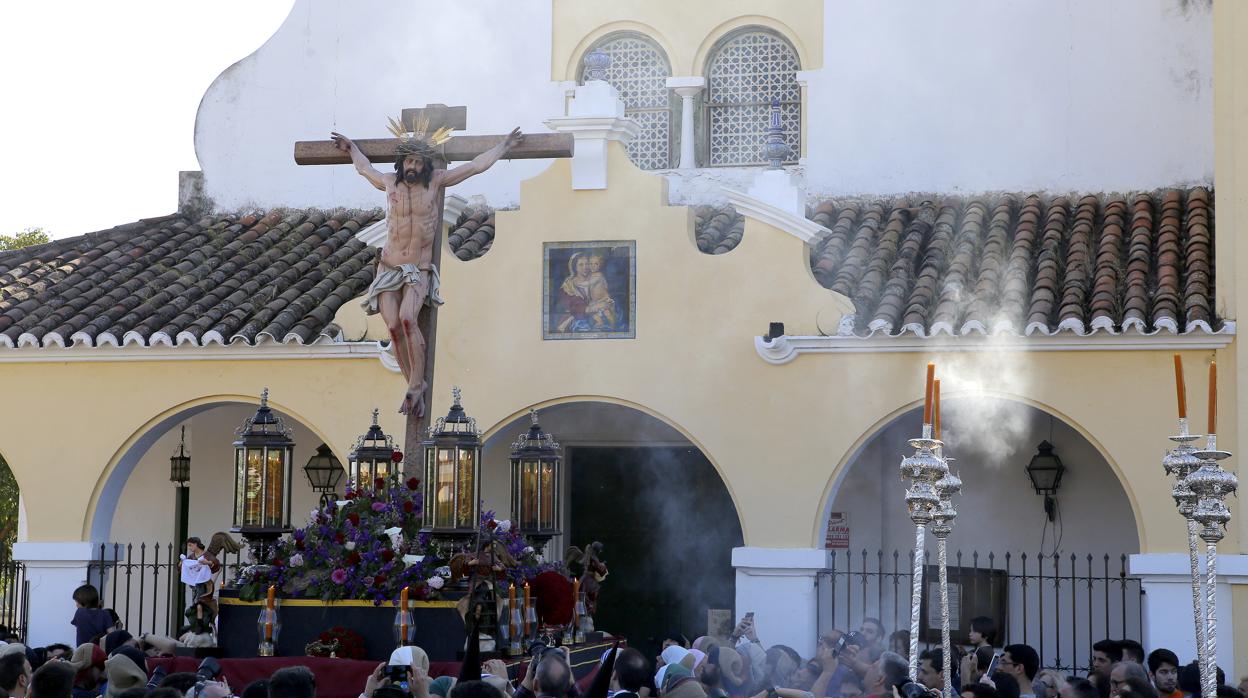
[2,0,1246,677]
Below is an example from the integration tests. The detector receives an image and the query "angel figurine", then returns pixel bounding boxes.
[180,532,241,635]
[565,541,608,616]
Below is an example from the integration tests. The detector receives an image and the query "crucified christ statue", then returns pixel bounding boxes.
[330,126,522,417]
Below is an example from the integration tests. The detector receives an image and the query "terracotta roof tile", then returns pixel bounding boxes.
[803,188,1218,336]
[0,210,380,347]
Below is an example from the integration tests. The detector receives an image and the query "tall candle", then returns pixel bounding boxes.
[266,585,276,609]
[265,585,275,641]
[509,584,518,638]
[523,582,532,634]
[400,586,409,644]
[933,379,941,441]
[1173,354,1187,419]
[1208,360,1217,435]
[923,363,936,425]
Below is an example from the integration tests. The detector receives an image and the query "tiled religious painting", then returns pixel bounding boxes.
[542,241,636,340]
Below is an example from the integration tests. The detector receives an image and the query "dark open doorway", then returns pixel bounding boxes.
[568,445,743,660]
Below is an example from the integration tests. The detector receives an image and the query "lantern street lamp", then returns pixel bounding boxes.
[304,443,345,508]
[421,387,482,543]
[350,409,402,492]
[169,424,192,631]
[1024,440,1065,522]
[232,389,295,563]
[510,410,562,555]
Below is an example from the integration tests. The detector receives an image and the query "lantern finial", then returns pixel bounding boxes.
[452,386,463,407]
[260,387,270,407]
[371,407,380,426]
[530,409,539,426]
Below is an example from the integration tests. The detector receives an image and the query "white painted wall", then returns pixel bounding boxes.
[194,0,1211,213]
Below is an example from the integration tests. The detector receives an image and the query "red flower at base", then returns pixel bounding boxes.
[392,451,404,463]
[531,571,575,626]
[406,477,420,491]
[347,513,360,527]
[381,549,395,562]
[374,574,388,587]
[334,532,346,544]
[374,477,386,490]
[346,551,362,566]
[402,501,414,513]
[487,519,498,530]
[271,557,285,567]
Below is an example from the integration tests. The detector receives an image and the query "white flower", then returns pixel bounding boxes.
[335,500,350,509]
[345,541,356,551]
[384,526,404,549]
[402,554,423,566]
[427,575,445,590]
[522,546,534,556]
[309,509,320,522]
[435,566,452,578]
[290,553,305,567]
[495,520,511,533]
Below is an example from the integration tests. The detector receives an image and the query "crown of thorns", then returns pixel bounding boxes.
[388,115,453,158]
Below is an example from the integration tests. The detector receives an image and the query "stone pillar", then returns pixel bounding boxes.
[666,77,705,169]
[14,541,97,647]
[733,546,829,658]
[1130,552,1248,680]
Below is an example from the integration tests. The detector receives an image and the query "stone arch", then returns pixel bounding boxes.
[814,390,1146,552]
[86,394,347,543]
[693,15,809,75]
[562,20,678,83]
[479,394,746,535]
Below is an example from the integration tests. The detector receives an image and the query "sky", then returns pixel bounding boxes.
[0,1,295,240]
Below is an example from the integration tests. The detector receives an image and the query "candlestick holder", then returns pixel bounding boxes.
[508,604,523,655]
[931,466,961,698]
[899,424,946,680]
[257,607,279,656]
[1189,434,1236,698]
[393,607,415,647]
[1163,418,1208,689]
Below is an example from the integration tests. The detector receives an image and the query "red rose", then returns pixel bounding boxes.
[295,539,306,551]
[334,532,346,544]
[402,500,414,513]
[392,451,404,463]
[374,574,388,586]
[487,519,498,530]
[348,513,360,526]
[346,551,362,566]
[381,549,395,562]
[345,490,356,500]
[374,477,386,490]
[271,557,285,567]
[406,477,420,491]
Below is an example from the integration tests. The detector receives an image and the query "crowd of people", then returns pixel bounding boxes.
[1,603,1246,698]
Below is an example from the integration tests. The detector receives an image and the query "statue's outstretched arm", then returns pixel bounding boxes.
[331,132,388,191]
[440,128,523,188]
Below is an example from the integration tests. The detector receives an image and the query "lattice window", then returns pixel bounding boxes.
[580,34,674,170]
[706,29,801,166]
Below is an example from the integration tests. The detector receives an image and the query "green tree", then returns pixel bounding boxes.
[0,456,15,561]
[0,227,50,251]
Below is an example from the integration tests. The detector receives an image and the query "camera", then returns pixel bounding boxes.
[196,657,221,682]
[897,681,937,698]
[387,665,410,683]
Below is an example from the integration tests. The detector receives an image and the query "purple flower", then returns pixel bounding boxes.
[372,501,387,513]
[331,568,348,584]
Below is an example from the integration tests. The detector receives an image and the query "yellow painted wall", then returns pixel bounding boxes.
[552,0,823,79]
[0,357,404,541]
[423,139,1236,554]
[1215,0,1248,634]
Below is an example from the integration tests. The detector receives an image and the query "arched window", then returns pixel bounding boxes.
[579,33,674,170]
[705,28,801,167]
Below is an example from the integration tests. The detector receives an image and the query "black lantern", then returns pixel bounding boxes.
[509,410,562,554]
[169,424,192,630]
[304,443,345,507]
[1025,440,1065,521]
[170,425,191,485]
[350,409,401,491]
[232,389,295,561]
[421,387,482,541]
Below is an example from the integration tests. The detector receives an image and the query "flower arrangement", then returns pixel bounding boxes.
[234,482,561,604]
[236,477,431,603]
[305,626,366,659]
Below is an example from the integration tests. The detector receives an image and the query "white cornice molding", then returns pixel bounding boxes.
[354,194,469,247]
[755,327,1237,364]
[723,187,828,244]
[0,340,399,373]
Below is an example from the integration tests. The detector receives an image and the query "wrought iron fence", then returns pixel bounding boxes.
[816,549,1144,675]
[87,543,250,638]
[0,550,28,641]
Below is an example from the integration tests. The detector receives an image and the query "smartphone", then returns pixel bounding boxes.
[984,653,1001,677]
[386,665,409,683]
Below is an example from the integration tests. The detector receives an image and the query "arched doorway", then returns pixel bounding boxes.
[89,400,346,636]
[819,397,1141,672]
[482,401,744,658]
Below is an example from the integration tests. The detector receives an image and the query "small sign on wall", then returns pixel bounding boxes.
[825,511,850,549]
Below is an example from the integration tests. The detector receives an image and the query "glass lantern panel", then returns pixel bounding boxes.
[244,449,264,526]
[376,461,390,486]
[265,448,286,528]
[456,449,476,529]
[234,449,246,527]
[435,449,455,528]
[540,461,555,529]
[521,461,539,530]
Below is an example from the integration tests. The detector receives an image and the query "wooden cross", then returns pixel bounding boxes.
[294,104,573,461]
